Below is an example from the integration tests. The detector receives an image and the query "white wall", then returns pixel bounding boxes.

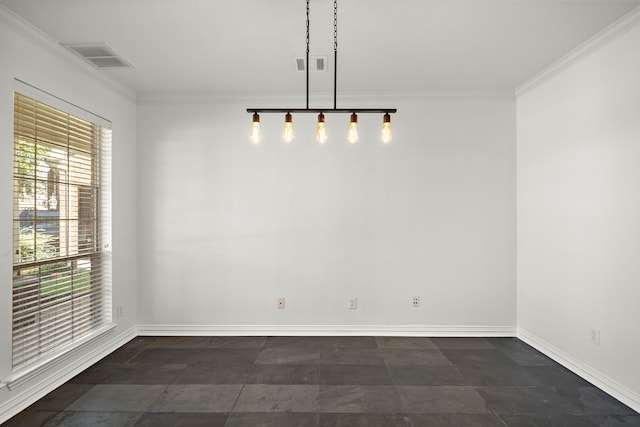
[137,94,516,332]
[0,9,138,420]
[517,22,640,407]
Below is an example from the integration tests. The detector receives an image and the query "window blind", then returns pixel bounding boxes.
[12,92,111,369]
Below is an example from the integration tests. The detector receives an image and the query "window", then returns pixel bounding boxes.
[12,91,111,369]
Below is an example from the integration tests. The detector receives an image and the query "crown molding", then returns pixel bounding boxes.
[516,5,640,97]
[0,5,137,103]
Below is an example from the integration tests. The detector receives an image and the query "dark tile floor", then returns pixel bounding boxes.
[5,336,639,426]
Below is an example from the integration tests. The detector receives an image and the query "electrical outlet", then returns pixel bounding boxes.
[116,306,124,318]
[348,297,357,309]
[277,297,285,309]
[590,329,601,345]
[411,296,420,307]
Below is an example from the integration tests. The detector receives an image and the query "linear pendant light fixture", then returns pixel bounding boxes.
[248,0,396,144]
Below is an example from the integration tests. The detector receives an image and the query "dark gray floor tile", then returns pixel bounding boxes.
[233,385,319,412]
[500,348,557,367]
[319,412,413,427]
[484,337,527,350]
[487,338,557,366]
[319,385,403,413]
[397,385,491,414]
[144,336,213,349]
[317,337,378,349]
[442,349,519,366]
[557,387,638,416]
[320,364,393,385]
[45,411,142,427]
[226,412,318,426]
[594,415,640,426]
[456,363,540,386]
[247,364,319,385]
[128,348,197,365]
[375,337,438,350]
[174,361,253,384]
[85,363,185,385]
[256,347,320,365]
[476,386,584,415]
[388,365,467,386]
[410,413,507,427]
[149,384,242,413]
[27,383,94,411]
[68,364,113,384]
[3,410,59,427]
[100,348,142,364]
[134,412,228,426]
[500,414,604,426]
[208,336,266,349]
[264,337,324,349]
[431,338,496,350]
[320,349,385,366]
[121,337,161,350]
[188,348,260,364]
[525,365,593,388]
[65,384,166,412]
[382,349,452,366]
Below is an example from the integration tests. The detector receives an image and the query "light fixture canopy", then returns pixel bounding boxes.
[247,0,396,144]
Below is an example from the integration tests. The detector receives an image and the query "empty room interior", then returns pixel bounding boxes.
[1,0,639,425]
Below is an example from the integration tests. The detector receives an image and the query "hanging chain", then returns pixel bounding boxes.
[306,0,310,108]
[334,0,338,52]
[306,0,310,55]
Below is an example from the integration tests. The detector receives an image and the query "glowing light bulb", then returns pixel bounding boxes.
[347,113,358,144]
[250,113,261,144]
[317,113,327,143]
[283,112,294,143]
[381,113,392,144]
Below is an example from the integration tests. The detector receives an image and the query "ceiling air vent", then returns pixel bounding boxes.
[294,55,327,72]
[62,43,133,69]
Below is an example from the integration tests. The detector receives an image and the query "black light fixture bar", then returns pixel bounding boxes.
[247,108,397,114]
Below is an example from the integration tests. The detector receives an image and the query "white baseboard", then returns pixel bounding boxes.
[136,324,516,337]
[0,325,137,425]
[518,327,640,413]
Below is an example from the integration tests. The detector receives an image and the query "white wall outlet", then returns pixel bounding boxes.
[590,329,601,345]
[277,297,285,309]
[412,296,420,307]
[348,297,358,309]
[116,306,124,318]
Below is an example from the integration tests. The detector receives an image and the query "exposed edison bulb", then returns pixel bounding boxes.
[317,113,327,143]
[283,112,294,143]
[381,113,392,144]
[347,113,358,144]
[250,113,261,144]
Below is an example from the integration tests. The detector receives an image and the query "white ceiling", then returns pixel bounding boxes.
[2,0,639,97]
